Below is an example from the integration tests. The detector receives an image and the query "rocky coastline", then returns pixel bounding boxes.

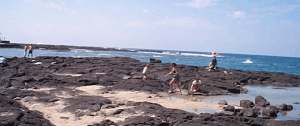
[1,56,300,126]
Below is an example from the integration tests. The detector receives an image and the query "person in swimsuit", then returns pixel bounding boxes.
[142,64,149,80]
[167,63,182,94]
[24,45,28,57]
[189,79,202,94]
[28,44,33,58]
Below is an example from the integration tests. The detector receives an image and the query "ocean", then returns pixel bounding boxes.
[0,48,299,75]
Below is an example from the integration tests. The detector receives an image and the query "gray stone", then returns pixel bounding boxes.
[218,100,228,106]
[255,96,269,107]
[240,100,254,108]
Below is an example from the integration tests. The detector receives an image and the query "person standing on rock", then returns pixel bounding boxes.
[142,64,150,80]
[167,63,182,94]
[208,50,217,71]
[28,44,33,58]
[24,44,28,57]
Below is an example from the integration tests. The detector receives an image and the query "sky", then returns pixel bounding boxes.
[0,0,300,57]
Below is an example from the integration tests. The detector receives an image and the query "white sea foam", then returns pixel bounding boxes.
[153,55,162,58]
[242,59,253,64]
[71,49,94,53]
[138,51,163,55]
[161,51,179,55]
[0,57,5,63]
[181,53,204,57]
[97,53,112,56]
[181,53,224,57]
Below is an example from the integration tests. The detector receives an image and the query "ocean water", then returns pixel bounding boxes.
[0,48,299,75]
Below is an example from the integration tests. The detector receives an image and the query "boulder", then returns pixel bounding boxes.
[278,104,293,111]
[262,106,279,118]
[255,96,269,107]
[240,100,254,108]
[149,58,162,63]
[240,108,259,117]
[223,105,235,112]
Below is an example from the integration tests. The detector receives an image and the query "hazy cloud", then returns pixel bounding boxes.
[231,10,246,19]
[177,0,217,9]
[23,0,76,14]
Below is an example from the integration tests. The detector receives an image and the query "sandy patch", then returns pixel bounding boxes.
[76,85,220,112]
[19,85,220,126]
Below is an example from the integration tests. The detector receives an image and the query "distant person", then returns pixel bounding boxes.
[24,45,28,57]
[167,63,182,94]
[208,51,217,71]
[189,79,202,94]
[28,44,33,58]
[142,64,149,80]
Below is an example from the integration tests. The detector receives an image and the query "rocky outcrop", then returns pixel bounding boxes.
[0,95,53,126]
[1,57,299,96]
[240,100,254,108]
[91,101,300,126]
[223,96,294,119]
[255,96,270,107]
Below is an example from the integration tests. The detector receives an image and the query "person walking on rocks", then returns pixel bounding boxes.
[142,64,150,80]
[24,45,28,57]
[167,63,182,94]
[28,44,33,58]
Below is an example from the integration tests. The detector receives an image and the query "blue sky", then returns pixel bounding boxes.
[1,0,300,57]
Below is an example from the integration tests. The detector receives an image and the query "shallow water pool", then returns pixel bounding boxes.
[170,86,300,120]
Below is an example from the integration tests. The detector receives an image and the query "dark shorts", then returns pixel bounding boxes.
[29,50,33,54]
[172,74,180,82]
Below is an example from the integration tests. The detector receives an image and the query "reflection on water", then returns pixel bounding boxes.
[170,86,300,120]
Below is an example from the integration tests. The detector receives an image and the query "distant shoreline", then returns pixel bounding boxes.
[0,42,133,52]
[0,42,214,55]
[0,42,299,59]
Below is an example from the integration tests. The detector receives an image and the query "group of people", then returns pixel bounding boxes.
[24,44,34,58]
[142,51,218,95]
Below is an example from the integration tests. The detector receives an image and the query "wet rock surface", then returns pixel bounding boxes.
[93,102,297,126]
[1,56,300,126]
